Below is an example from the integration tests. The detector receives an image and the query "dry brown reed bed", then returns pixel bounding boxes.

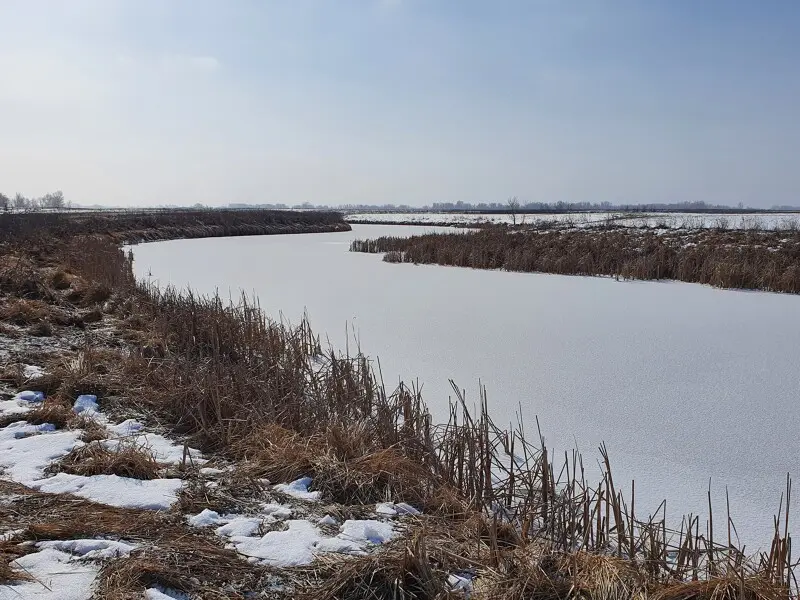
[0,218,797,598]
[0,207,349,244]
[351,227,800,294]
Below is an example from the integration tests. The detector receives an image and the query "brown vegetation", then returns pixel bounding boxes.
[351,227,800,294]
[0,207,349,244]
[51,441,163,480]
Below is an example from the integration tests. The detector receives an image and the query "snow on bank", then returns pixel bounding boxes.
[0,392,201,511]
[188,482,406,567]
[0,539,135,600]
[274,476,320,501]
[0,390,45,417]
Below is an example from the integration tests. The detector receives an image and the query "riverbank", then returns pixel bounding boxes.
[351,226,800,294]
[0,211,794,599]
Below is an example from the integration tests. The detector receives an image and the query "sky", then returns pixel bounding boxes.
[0,1,798,208]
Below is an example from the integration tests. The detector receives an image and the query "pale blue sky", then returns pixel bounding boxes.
[0,1,797,207]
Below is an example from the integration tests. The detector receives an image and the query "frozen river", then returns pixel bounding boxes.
[130,224,800,548]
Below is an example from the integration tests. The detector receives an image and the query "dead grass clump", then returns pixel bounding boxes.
[24,373,63,396]
[236,424,437,507]
[475,550,647,600]
[23,401,73,429]
[0,298,51,325]
[0,546,31,585]
[53,441,162,480]
[50,269,77,290]
[299,535,449,600]
[652,576,788,600]
[27,321,53,337]
[0,254,53,300]
[72,414,111,442]
[95,536,268,600]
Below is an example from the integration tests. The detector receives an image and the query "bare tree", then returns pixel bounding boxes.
[12,193,30,211]
[42,190,66,209]
[0,193,9,212]
[507,196,520,225]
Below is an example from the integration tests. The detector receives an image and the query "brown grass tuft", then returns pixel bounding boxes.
[298,534,449,600]
[53,441,163,480]
[0,298,50,325]
[23,401,73,429]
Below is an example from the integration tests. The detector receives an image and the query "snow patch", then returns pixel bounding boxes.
[230,520,323,567]
[72,394,99,415]
[187,508,222,527]
[0,539,135,600]
[274,476,320,501]
[23,365,47,380]
[0,422,81,482]
[32,473,183,510]
[376,502,421,516]
[339,519,397,545]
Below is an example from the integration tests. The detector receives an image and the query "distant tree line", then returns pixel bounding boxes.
[229,199,766,212]
[0,190,69,212]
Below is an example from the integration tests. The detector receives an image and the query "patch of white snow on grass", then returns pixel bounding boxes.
[144,587,190,600]
[23,365,47,380]
[376,502,421,516]
[32,473,182,510]
[72,394,99,415]
[103,422,204,466]
[0,422,81,482]
[187,508,223,527]
[0,539,135,600]
[36,539,136,560]
[274,476,320,501]
[0,391,44,417]
[230,520,323,567]
[339,519,397,545]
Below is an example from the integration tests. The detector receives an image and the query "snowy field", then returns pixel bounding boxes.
[132,224,800,549]
[345,211,800,230]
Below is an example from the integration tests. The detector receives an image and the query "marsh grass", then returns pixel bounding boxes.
[351,227,800,294]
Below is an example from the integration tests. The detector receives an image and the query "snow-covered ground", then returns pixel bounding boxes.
[345,211,800,230]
